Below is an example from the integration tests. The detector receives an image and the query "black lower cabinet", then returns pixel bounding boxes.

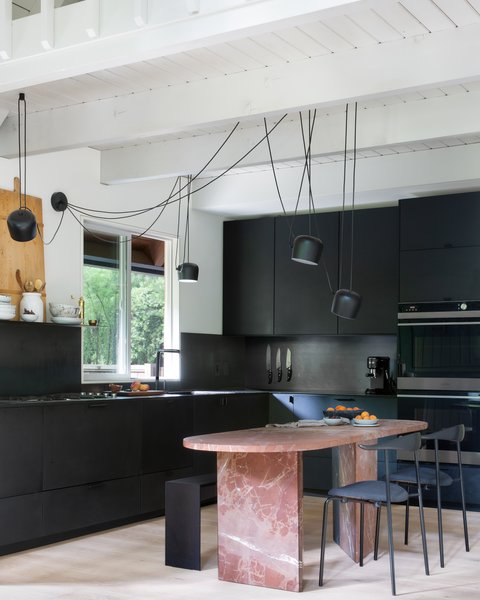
[0,493,43,548]
[140,467,193,514]
[43,477,141,535]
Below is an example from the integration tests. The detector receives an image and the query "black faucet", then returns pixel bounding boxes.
[155,348,180,391]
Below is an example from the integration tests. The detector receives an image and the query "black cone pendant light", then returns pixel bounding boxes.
[331,102,362,320]
[292,110,323,266]
[176,175,199,283]
[7,93,37,242]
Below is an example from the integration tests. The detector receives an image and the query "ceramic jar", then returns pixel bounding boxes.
[20,292,44,322]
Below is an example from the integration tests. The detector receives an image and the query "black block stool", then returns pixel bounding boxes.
[165,473,217,570]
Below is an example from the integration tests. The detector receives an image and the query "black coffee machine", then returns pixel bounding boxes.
[365,356,392,394]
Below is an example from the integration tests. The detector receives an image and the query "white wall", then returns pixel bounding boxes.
[0,148,224,335]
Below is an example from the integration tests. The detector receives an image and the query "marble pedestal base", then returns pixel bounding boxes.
[217,451,303,592]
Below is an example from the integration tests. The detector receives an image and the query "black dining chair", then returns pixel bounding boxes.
[319,432,429,596]
[388,424,469,568]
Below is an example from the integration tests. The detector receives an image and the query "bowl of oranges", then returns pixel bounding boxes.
[352,411,379,426]
[323,404,363,420]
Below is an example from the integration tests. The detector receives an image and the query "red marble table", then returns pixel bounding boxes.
[184,419,427,592]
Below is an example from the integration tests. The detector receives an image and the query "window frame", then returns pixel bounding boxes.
[81,219,179,383]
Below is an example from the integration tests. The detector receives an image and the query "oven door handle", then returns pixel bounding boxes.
[398,394,480,400]
[398,321,480,326]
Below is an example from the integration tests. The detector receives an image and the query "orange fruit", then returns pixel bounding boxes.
[353,407,360,410]
[335,405,346,411]
[361,411,370,418]
[369,414,377,420]
[326,407,334,412]
[354,415,363,420]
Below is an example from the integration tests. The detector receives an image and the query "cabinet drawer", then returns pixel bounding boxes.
[0,493,43,547]
[44,401,142,489]
[0,406,42,498]
[43,477,140,535]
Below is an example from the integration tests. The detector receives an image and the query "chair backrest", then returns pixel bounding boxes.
[422,424,465,443]
[358,432,422,453]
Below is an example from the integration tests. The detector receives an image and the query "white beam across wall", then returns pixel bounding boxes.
[98,91,480,183]
[0,0,12,61]
[40,0,55,51]
[191,144,480,217]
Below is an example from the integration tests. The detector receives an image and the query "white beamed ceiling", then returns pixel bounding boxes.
[2,0,480,216]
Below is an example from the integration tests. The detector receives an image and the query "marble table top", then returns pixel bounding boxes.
[184,419,428,453]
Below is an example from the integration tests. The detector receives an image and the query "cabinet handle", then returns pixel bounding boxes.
[87,402,109,408]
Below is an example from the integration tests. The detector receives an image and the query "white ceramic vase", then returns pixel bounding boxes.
[20,292,44,322]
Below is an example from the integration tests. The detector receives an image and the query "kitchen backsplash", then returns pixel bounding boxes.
[244,334,397,394]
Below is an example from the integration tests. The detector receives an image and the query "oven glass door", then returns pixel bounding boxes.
[397,393,480,465]
[398,321,480,390]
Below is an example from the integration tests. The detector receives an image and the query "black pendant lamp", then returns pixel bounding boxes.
[292,110,323,265]
[331,102,362,319]
[176,175,199,283]
[7,93,37,242]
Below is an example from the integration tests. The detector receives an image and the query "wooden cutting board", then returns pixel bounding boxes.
[0,177,46,320]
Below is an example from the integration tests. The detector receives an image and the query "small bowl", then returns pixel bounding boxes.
[324,417,345,426]
[0,294,12,303]
[21,313,39,322]
[49,303,80,318]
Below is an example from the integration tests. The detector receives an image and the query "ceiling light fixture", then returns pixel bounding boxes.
[7,93,37,242]
[176,175,199,283]
[331,102,362,320]
[291,110,323,266]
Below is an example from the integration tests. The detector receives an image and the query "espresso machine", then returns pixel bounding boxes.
[365,356,392,394]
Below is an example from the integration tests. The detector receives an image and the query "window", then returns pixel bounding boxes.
[82,222,178,381]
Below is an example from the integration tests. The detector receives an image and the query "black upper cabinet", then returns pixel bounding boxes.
[0,406,43,498]
[223,217,275,336]
[43,401,142,489]
[274,213,339,335]
[142,396,194,474]
[400,246,480,302]
[338,207,399,334]
[400,193,480,250]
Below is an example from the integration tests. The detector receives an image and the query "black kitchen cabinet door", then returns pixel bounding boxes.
[43,477,140,535]
[223,217,275,336]
[274,212,339,335]
[43,401,142,489]
[338,207,399,334]
[400,192,480,251]
[142,396,194,474]
[0,406,42,498]
[0,493,43,548]
[400,246,480,302]
[140,466,193,514]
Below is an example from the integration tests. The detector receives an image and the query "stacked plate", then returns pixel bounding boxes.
[0,295,16,320]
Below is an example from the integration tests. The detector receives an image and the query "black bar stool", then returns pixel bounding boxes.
[319,432,429,596]
[389,424,469,568]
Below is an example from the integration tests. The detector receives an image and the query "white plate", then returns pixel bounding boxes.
[51,316,82,325]
[0,315,15,320]
[352,420,380,427]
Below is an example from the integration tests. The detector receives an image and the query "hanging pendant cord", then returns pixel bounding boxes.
[338,103,349,290]
[174,176,182,267]
[17,93,27,210]
[350,102,358,291]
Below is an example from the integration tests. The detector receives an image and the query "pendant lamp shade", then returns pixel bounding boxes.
[7,208,37,242]
[291,234,323,265]
[177,262,199,282]
[331,288,362,319]
[8,93,36,242]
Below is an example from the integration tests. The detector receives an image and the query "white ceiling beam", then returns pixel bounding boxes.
[0,0,360,93]
[40,0,55,51]
[192,144,480,217]
[2,22,480,159]
[0,0,12,61]
[84,0,99,39]
[99,91,480,183]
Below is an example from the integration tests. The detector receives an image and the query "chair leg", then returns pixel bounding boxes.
[386,499,397,596]
[359,501,364,567]
[457,447,470,552]
[374,505,381,561]
[319,497,332,586]
[417,484,430,576]
[434,466,445,568]
[404,488,410,545]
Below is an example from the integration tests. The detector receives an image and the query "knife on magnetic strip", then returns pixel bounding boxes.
[266,344,273,384]
[286,347,292,382]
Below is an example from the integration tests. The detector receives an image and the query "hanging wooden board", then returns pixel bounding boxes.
[0,177,46,320]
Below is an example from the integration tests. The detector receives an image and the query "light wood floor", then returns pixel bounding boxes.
[0,496,478,599]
